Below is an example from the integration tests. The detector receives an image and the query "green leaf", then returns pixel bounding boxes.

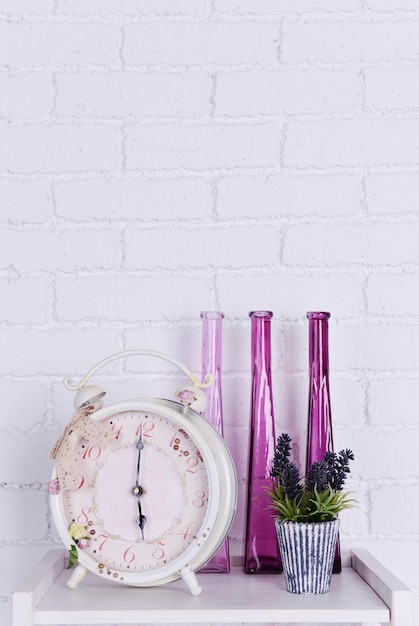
[67,544,79,569]
[266,482,357,523]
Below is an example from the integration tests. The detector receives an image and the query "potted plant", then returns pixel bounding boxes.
[267,433,356,594]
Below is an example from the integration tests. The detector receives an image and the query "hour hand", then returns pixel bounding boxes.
[131,484,146,539]
[137,503,146,539]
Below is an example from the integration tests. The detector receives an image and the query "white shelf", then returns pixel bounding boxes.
[12,548,412,625]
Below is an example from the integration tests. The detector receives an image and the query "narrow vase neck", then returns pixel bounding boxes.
[200,311,224,435]
[306,311,334,468]
[250,311,273,372]
[307,312,330,378]
[201,311,224,376]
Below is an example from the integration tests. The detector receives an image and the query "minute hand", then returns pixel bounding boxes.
[132,428,146,539]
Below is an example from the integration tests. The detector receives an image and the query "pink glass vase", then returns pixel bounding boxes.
[305,311,341,573]
[244,311,281,574]
[199,311,230,573]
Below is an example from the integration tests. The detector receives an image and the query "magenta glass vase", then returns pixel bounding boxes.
[199,311,230,573]
[305,311,341,573]
[244,311,281,574]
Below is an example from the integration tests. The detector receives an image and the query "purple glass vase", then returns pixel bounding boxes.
[305,311,341,573]
[199,311,230,573]
[244,311,281,574]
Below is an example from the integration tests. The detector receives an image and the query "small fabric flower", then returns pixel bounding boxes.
[177,389,196,406]
[77,538,90,550]
[48,478,60,495]
[69,523,89,541]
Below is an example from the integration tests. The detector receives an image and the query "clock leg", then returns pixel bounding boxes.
[179,566,202,596]
[67,564,88,589]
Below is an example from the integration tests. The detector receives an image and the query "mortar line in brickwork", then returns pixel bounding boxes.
[360,271,369,324]
[358,66,367,113]
[118,22,125,70]
[6,164,419,180]
[120,59,419,72]
[49,72,58,120]
[7,59,419,72]
[13,9,419,24]
[27,109,419,125]
[209,71,217,118]
[276,17,284,66]
[9,112,419,127]
[119,123,127,174]
[359,174,369,216]
[4,264,419,281]
[278,120,287,169]
[209,177,219,220]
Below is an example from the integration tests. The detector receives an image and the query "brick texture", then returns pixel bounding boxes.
[3,4,419,623]
[5,22,121,67]
[124,225,279,269]
[365,173,419,214]
[125,123,279,170]
[282,20,419,63]
[284,223,419,265]
[284,119,419,168]
[215,69,360,116]
[216,174,362,218]
[124,22,279,66]
[7,228,119,272]
[56,72,212,118]
[53,178,211,220]
[9,124,120,174]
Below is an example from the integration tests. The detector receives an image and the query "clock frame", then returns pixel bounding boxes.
[49,350,238,595]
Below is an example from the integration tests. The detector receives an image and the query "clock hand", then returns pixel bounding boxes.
[132,427,146,540]
[135,494,146,540]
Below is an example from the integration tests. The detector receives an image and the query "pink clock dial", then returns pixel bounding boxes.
[63,410,210,580]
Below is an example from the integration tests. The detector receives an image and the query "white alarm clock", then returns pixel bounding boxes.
[49,350,237,595]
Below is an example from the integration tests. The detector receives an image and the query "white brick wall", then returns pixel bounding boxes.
[284,223,419,265]
[53,178,211,220]
[123,22,279,66]
[56,72,212,118]
[215,69,361,116]
[125,123,280,169]
[285,119,419,167]
[3,1,419,624]
[6,22,121,67]
[9,124,121,173]
[282,20,419,63]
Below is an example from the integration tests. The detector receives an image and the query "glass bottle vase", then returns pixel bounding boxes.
[199,311,230,573]
[244,311,281,574]
[305,311,341,573]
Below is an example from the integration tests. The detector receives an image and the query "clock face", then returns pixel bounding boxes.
[51,399,237,587]
[62,409,210,580]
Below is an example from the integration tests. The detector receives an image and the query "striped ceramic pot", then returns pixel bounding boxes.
[274,518,340,594]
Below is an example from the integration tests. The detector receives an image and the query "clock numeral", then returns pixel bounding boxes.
[177,523,194,540]
[123,546,136,564]
[169,433,180,448]
[75,475,85,491]
[110,423,123,440]
[192,490,206,508]
[77,507,91,525]
[98,534,109,551]
[184,456,199,475]
[135,421,155,438]
[82,445,102,461]
[152,544,165,560]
